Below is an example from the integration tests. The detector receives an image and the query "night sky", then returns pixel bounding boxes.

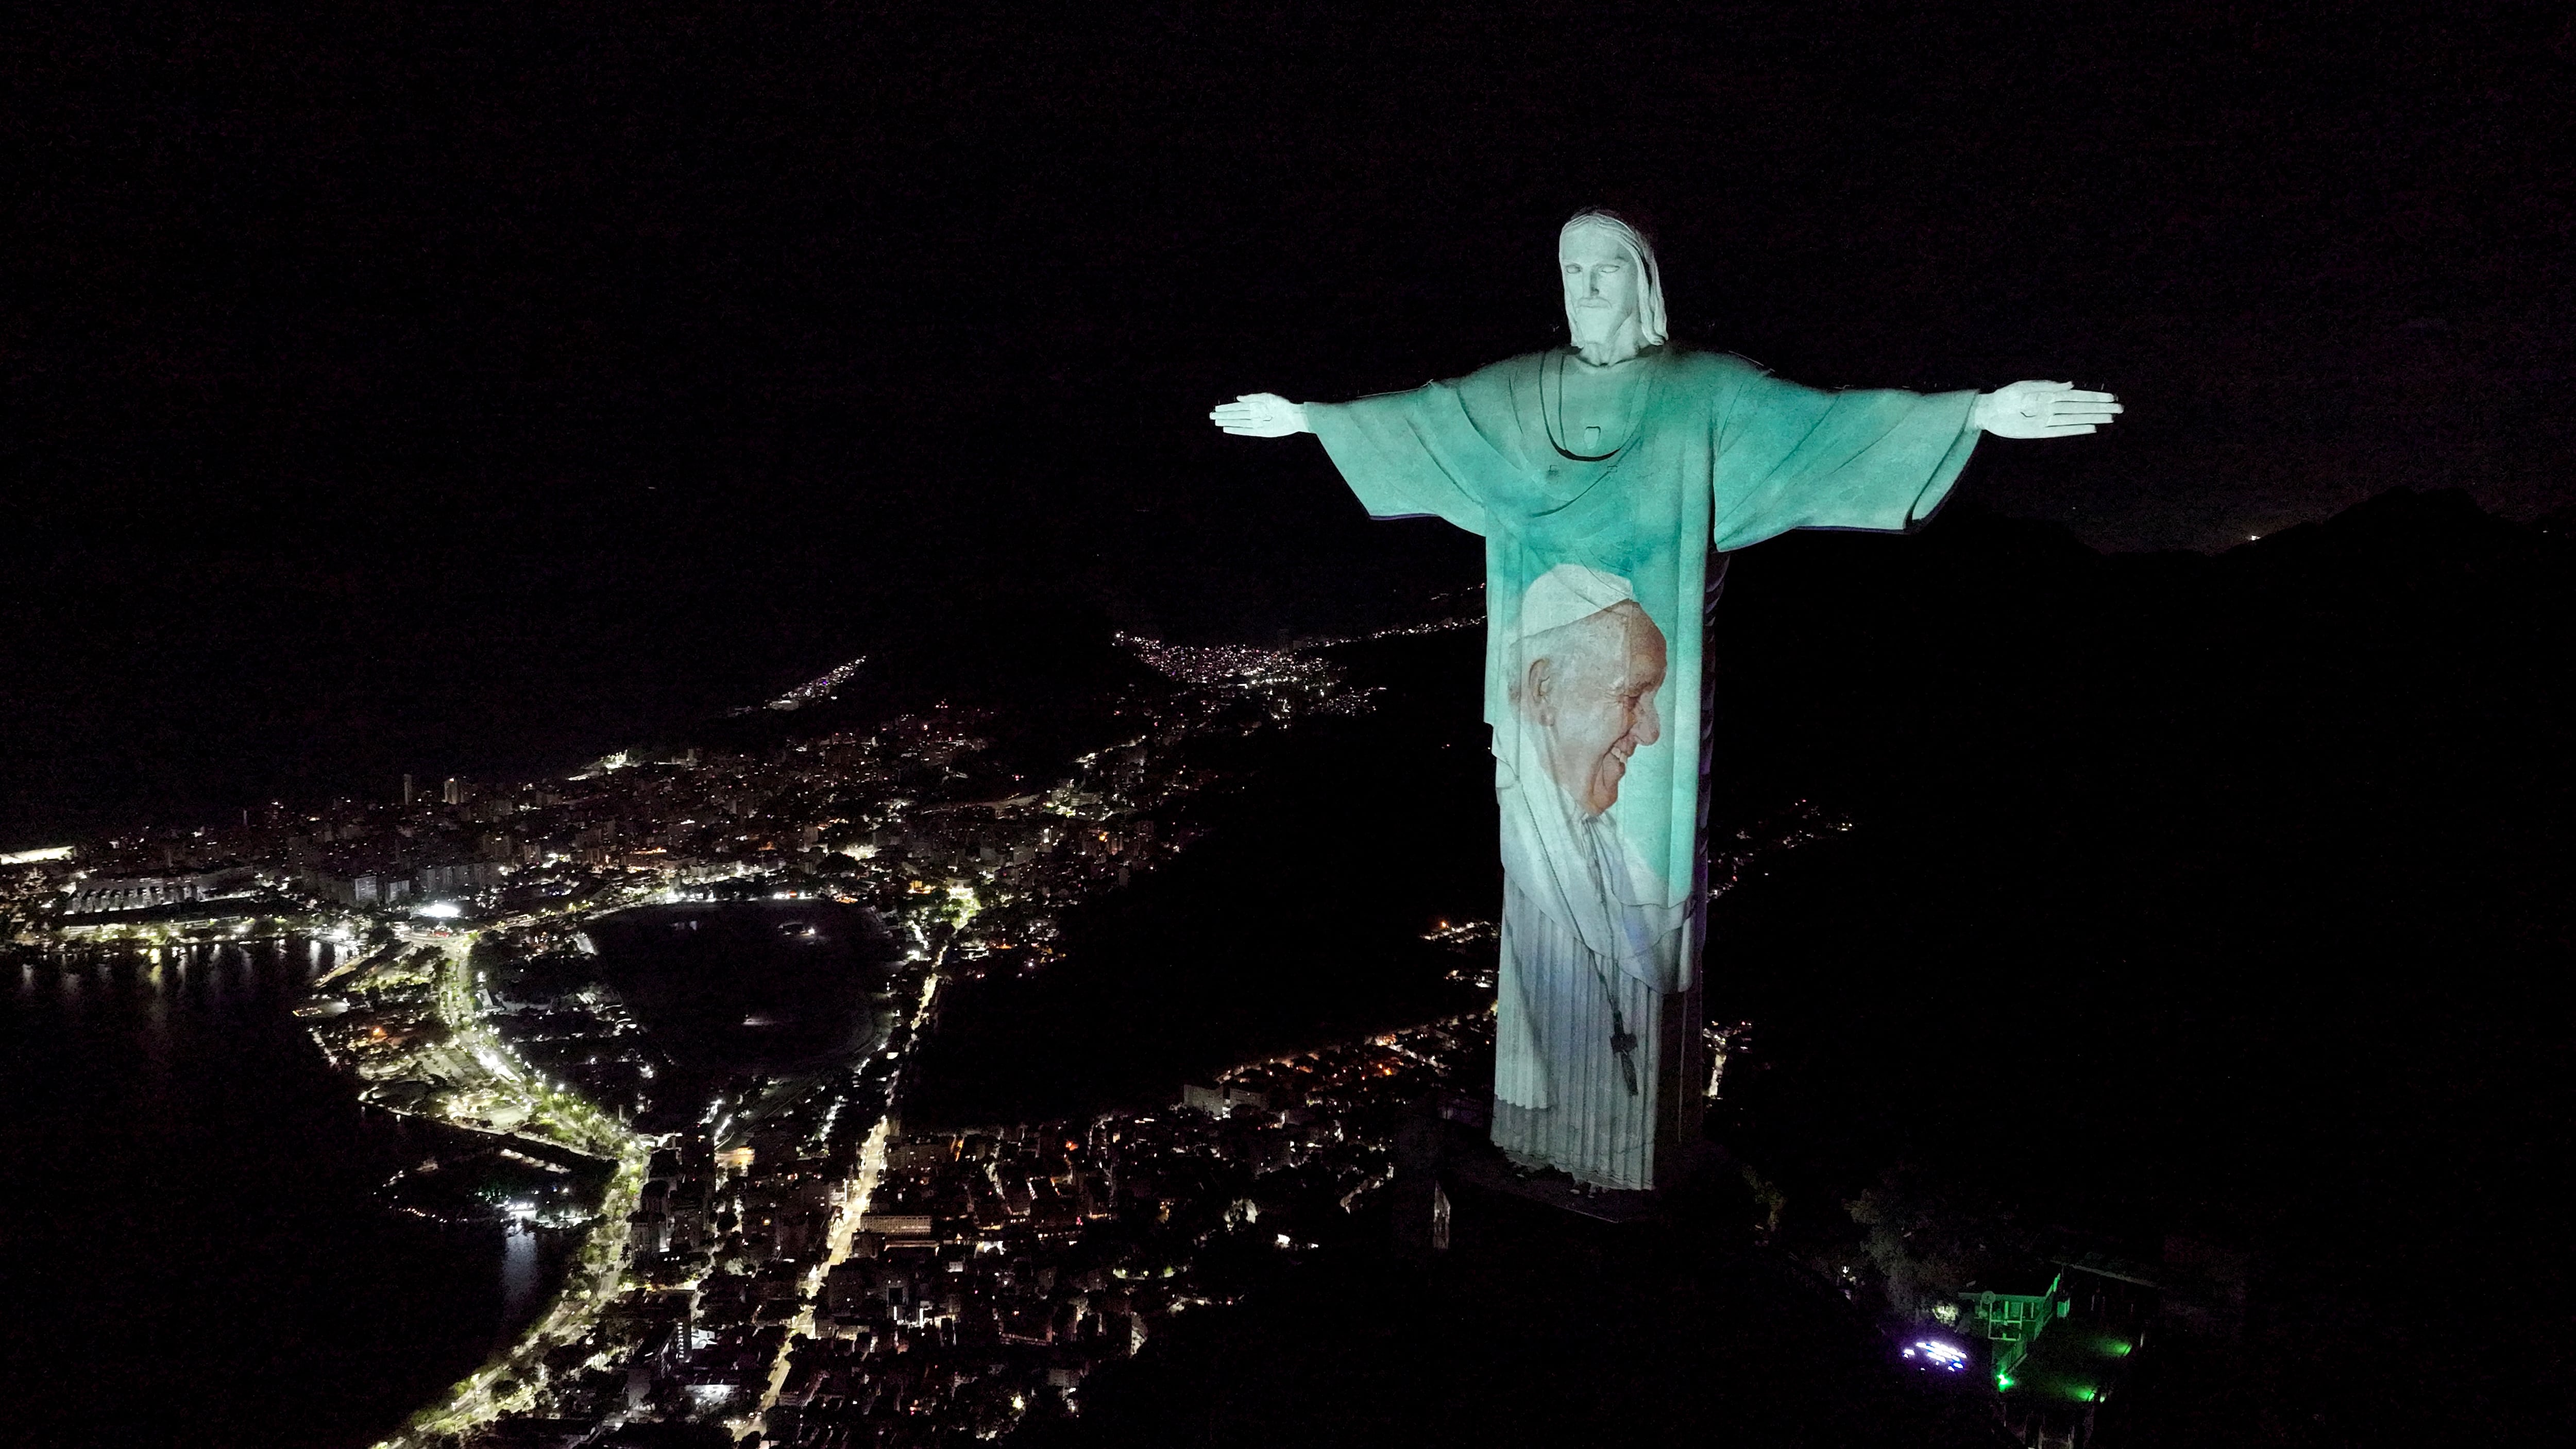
[6,3,2572,843]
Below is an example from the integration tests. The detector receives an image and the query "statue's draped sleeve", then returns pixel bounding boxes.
[1710,369,1981,551]
[1304,383,1498,536]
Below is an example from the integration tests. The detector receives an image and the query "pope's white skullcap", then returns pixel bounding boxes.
[1518,563,1636,639]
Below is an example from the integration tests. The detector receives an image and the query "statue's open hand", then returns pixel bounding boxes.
[1974,381,2123,439]
[1209,393,1310,438]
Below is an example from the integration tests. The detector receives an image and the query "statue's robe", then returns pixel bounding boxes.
[1309,344,1979,1189]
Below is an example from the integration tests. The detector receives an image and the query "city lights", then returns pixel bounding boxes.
[5,605,1497,1449]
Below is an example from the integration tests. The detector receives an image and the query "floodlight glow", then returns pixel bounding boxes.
[417,901,462,919]
[1910,1339,1969,1372]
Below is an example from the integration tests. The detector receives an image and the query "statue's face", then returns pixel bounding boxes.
[1527,601,1667,815]
[1560,226,1641,339]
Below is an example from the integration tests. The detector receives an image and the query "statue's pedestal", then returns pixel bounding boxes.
[1392,1092,1730,1260]
[1445,1132,1660,1223]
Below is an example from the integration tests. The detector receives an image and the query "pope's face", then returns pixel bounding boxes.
[1529,602,1667,815]
[1560,226,1640,339]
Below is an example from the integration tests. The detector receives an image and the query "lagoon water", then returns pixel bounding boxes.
[0,942,562,1449]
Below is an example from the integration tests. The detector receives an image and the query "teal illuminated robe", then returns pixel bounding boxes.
[1309,344,1978,1189]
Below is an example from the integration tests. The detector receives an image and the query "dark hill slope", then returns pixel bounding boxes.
[1029,490,2571,1446]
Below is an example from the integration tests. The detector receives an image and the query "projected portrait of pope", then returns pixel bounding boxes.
[1511,566,1668,819]
[1490,565,1686,1175]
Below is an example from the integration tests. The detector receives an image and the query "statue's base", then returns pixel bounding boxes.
[1445,1135,1660,1223]
[1392,1092,1732,1256]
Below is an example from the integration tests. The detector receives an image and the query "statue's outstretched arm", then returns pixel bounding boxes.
[1971,381,2123,439]
[1209,393,1312,437]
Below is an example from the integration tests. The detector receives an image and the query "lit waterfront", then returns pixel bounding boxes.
[0,628,1464,1443]
[0,939,564,1449]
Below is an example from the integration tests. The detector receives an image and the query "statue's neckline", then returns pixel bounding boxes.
[1542,346,1660,462]
[1561,343,1661,372]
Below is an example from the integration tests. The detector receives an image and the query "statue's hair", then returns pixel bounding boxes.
[1507,563,1643,710]
[1560,209,1668,347]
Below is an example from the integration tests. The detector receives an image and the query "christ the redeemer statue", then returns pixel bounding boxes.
[1211,211,2118,1191]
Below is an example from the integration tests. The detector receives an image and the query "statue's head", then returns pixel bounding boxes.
[1558,210,1668,361]
[1511,564,1669,816]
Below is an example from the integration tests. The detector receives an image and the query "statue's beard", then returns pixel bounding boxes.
[1566,303,1641,365]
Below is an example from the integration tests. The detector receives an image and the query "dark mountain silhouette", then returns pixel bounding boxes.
[676,598,1172,782]
[1001,489,2571,1446]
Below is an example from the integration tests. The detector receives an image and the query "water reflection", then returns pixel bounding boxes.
[3,932,598,1445]
[138,953,172,1081]
[498,1221,541,1353]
